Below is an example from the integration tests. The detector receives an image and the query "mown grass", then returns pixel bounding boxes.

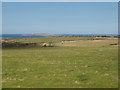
[2,37,118,88]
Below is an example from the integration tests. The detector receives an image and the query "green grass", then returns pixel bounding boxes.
[2,37,118,88]
[5,36,109,43]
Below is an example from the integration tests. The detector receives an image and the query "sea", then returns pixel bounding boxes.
[1,34,48,38]
[0,34,118,38]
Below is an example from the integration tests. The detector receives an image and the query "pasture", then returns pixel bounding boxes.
[2,36,118,88]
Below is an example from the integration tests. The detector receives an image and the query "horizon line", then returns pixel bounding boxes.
[1,0,119,2]
[1,33,118,35]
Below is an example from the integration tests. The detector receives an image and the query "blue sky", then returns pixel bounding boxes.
[0,2,2,34]
[2,2,118,34]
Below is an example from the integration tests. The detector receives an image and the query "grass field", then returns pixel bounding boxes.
[2,36,118,88]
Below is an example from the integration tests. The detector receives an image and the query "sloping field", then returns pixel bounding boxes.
[2,37,118,88]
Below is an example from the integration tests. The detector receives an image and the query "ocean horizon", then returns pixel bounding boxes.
[1,34,118,38]
[1,34,48,38]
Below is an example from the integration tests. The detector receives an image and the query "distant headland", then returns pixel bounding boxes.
[22,34,60,37]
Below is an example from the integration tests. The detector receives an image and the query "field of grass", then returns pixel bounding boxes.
[2,37,118,88]
[3,36,109,43]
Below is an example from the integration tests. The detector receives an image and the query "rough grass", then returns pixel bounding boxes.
[3,36,111,43]
[2,37,118,88]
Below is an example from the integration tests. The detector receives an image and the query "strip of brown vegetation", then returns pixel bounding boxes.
[2,42,54,48]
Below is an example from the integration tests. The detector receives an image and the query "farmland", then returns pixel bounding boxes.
[2,36,118,88]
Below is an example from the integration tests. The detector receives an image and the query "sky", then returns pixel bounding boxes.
[0,4,1,31]
[2,2,118,34]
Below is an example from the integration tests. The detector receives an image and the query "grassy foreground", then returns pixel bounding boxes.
[2,37,118,88]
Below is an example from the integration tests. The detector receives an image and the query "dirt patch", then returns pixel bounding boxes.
[62,45,78,47]
[92,40,103,42]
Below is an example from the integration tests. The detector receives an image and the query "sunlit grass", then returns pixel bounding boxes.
[2,37,118,88]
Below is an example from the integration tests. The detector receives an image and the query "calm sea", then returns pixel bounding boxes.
[1,34,47,38]
[1,34,118,38]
